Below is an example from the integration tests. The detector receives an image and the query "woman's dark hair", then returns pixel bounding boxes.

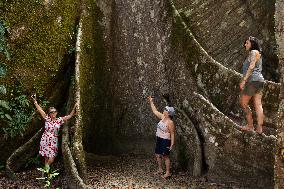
[48,107,57,114]
[244,36,262,53]
[162,93,174,119]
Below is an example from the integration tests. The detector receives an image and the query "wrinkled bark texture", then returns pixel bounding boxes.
[174,0,279,82]
[275,0,284,188]
[78,0,280,188]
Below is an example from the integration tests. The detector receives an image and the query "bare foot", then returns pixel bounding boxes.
[256,125,263,134]
[161,173,171,179]
[240,125,254,132]
[154,169,163,175]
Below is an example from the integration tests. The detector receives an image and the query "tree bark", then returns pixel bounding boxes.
[274,0,284,188]
[4,1,283,189]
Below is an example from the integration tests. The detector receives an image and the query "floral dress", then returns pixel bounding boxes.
[39,116,65,157]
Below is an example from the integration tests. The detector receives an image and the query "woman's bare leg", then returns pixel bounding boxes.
[253,93,264,134]
[240,94,254,131]
[162,156,171,178]
[154,154,163,174]
[47,157,55,166]
[44,157,48,166]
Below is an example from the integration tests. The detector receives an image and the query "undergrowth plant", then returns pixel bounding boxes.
[36,166,60,188]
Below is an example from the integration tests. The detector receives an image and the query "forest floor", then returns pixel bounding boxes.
[0,154,246,189]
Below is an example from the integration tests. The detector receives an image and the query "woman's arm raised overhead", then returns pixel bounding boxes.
[148,96,163,119]
[31,94,46,119]
[62,102,78,121]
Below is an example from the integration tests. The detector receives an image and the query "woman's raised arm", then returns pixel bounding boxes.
[148,96,163,119]
[62,102,78,121]
[31,94,46,119]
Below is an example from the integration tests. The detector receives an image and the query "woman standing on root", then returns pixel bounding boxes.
[148,96,175,179]
[31,94,77,170]
[240,36,264,134]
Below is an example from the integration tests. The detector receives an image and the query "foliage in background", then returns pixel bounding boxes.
[0,20,52,138]
[0,93,49,138]
[0,0,80,139]
[0,95,33,137]
[0,20,9,95]
[0,20,10,60]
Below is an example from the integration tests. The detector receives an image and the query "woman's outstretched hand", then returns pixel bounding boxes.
[74,102,79,108]
[31,94,37,103]
[147,96,153,103]
[73,102,79,115]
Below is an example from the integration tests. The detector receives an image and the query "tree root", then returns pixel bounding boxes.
[174,107,203,176]
[169,0,280,126]
[181,92,276,188]
[5,128,43,179]
[61,8,90,188]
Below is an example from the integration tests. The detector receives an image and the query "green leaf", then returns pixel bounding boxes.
[0,20,10,60]
[4,49,10,60]
[0,85,6,94]
[0,100,10,109]
[51,172,59,176]
[5,114,12,120]
[51,169,60,173]
[37,168,47,172]
[0,62,7,77]
[44,180,51,187]
[36,177,47,180]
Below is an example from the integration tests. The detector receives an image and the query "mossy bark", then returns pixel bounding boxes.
[274,0,284,188]
[1,0,81,163]
[69,14,87,181]
[61,82,91,189]
[5,58,75,179]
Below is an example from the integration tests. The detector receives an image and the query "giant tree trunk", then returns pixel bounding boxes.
[4,0,283,189]
[274,0,284,188]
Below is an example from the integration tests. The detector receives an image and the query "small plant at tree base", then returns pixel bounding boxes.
[36,165,60,188]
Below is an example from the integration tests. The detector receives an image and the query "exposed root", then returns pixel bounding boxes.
[61,7,90,188]
[5,128,43,179]
[169,0,280,127]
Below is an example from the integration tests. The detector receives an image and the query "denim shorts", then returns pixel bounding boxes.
[155,136,171,156]
[242,81,264,96]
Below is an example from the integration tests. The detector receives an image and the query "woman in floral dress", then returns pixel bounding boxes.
[31,94,77,169]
